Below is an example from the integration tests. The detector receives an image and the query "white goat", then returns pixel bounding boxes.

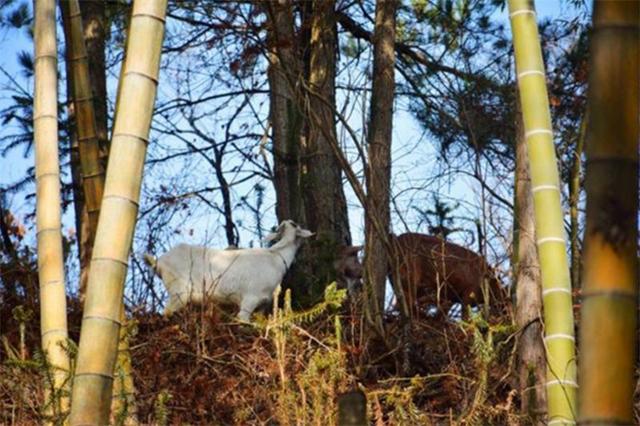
[144,220,313,321]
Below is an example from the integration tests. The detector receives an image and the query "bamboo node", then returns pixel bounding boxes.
[36,226,61,237]
[33,114,57,121]
[68,53,89,62]
[73,371,115,381]
[40,279,64,287]
[544,333,575,342]
[82,315,123,326]
[111,132,150,145]
[524,128,553,139]
[72,95,95,103]
[517,70,544,80]
[41,328,69,338]
[536,237,565,246]
[82,171,106,179]
[123,70,160,85]
[77,134,100,143]
[532,184,559,193]
[509,9,535,19]
[33,54,57,62]
[545,379,578,388]
[131,12,167,24]
[101,194,141,208]
[91,256,130,268]
[547,420,576,426]
[35,172,60,181]
[542,287,571,296]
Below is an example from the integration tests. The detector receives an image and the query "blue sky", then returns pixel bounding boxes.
[0,1,584,300]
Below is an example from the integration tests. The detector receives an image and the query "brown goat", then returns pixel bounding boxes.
[389,233,504,319]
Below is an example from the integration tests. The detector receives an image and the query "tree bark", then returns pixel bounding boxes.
[301,0,351,297]
[578,1,639,423]
[569,114,586,291]
[265,0,304,226]
[514,96,546,420]
[363,0,397,333]
[79,0,109,163]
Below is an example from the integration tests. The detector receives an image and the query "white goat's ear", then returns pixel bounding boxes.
[296,228,314,238]
[265,223,284,243]
[264,231,280,243]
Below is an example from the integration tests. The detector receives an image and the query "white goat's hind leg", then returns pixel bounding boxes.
[237,296,263,322]
[164,296,181,316]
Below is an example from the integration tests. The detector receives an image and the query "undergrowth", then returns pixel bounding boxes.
[1,283,533,425]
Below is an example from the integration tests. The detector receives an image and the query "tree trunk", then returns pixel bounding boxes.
[69,1,167,423]
[265,1,316,305]
[301,0,351,299]
[514,96,546,420]
[33,0,70,420]
[508,1,578,423]
[569,114,586,291]
[78,0,109,164]
[578,1,639,424]
[363,0,397,334]
[266,0,304,226]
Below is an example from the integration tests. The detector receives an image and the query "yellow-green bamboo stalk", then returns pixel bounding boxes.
[69,0,167,423]
[508,1,577,424]
[33,0,71,420]
[111,304,138,425]
[578,1,639,424]
[61,2,138,422]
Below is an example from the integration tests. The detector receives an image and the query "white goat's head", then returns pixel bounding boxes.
[266,220,314,247]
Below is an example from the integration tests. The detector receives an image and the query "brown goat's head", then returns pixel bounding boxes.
[334,245,363,294]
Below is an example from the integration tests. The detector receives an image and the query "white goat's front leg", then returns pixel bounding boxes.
[237,296,263,322]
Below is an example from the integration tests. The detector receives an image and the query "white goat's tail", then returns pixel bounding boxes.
[143,253,157,271]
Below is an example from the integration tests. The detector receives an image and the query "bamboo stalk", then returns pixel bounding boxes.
[578,1,639,424]
[111,304,138,425]
[62,0,104,259]
[108,9,139,423]
[507,1,577,424]
[33,0,71,421]
[60,1,138,422]
[69,1,167,424]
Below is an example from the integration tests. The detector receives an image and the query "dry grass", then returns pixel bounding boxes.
[1,285,535,425]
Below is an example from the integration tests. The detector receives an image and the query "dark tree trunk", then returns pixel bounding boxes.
[79,0,109,163]
[569,115,586,290]
[300,0,352,299]
[363,0,397,332]
[514,98,546,419]
[266,0,304,226]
